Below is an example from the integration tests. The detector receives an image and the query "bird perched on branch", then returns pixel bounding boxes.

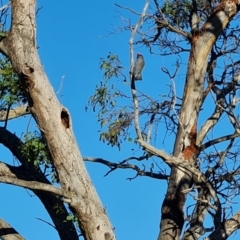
[133,53,145,81]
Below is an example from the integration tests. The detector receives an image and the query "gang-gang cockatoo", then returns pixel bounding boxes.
[133,53,145,81]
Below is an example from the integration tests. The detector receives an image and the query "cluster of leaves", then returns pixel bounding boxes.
[87,54,133,149]
[160,0,222,31]
[65,213,78,223]
[65,212,80,236]
[53,203,79,229]
[161,0,192,29]
[100,111,133,149]
[20,131,58,183]
[0,57,27,109]
[99,53,123,79]
[87,53,177,149]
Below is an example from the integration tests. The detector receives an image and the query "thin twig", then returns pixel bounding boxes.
[56,75,65,95]
[4,104,11,129]
[161,61,183,131]
[129,0,150,142]
[84,156,169,180]
[36,218,56,229]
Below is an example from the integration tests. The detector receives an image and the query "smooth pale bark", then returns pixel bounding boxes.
[0,1,115,239]
[206,211,240,240]
[0,218,25,240]
[158,1,240,240]
[0,105,29,121]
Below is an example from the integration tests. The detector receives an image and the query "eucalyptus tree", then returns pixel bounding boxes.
[88,1,240,240]
[1,1,240,240]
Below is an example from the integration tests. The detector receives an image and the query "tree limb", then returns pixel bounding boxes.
[0,105,29,121]
[0,218,25,240]
[197,105,223,145]
[206,211,240,240]
[153,0,190,40]
[0,127,79,240]
[0,174,64,196]
[200,132,239,151]
[129,0,150,142]
[84,157,169,180]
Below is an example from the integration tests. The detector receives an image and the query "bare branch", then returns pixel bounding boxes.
[84,156,169,180]
[138,138,172,161]
[205,139,234,183]
[0,125,79,240]
[137,138,220,212]
[116,2,190,40]
[36,218,56,230]
[146,105,158,143]
[156,19,190,40]
[197,105,223,145]
[197,77,238,145]
[129,0,150,141]
[0,173,65,196]
[0,105,30,121]
[161,61,182,130]
[200,132,239,151]
[115,3,141,16]
[153,0,190,40]
[0,3,10,11]
[0,218,25,240]
[183,188,212,240]
[206,211,240,240]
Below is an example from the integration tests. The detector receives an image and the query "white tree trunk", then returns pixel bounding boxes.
[0,1,116,239]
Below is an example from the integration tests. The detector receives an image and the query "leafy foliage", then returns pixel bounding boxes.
[160,0,222,31]
[87,53,133,149]
[100,53,123,79]
[0,57,27,109]
[161,0,192,29]
[87,53,177,150]
[20,132,58,183]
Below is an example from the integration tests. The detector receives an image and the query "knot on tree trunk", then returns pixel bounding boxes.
[20,64,35,90]
[61,108,70,129]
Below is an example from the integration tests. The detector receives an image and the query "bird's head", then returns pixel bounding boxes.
[137,53,143,58]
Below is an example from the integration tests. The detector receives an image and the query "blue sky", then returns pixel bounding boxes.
[1,1,240,240]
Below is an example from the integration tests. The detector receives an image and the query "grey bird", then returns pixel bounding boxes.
[133,53,145,81]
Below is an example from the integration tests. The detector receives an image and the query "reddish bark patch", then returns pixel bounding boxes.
[182,123,200,160]
[182,145,200,160]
